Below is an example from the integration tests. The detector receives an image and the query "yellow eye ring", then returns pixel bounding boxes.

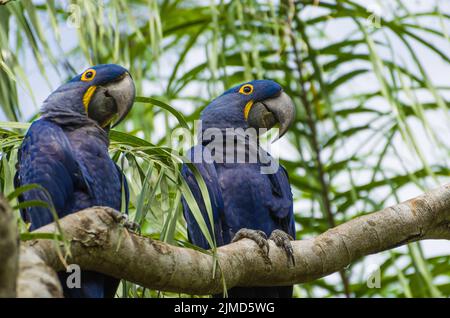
[239,84,254,95]
[81,69,96,82]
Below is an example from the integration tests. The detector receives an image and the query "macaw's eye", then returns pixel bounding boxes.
[81,69,96,82]
[239,84,254,95]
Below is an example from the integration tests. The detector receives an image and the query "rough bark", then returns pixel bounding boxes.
[0,194,18,297]
[17,245,63,298]
[6,184,450,297]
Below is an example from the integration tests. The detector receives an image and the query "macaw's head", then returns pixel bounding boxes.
[201,80,296,139]
[42,64,135,129]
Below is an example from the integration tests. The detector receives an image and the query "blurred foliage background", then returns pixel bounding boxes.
[0,0,449,298]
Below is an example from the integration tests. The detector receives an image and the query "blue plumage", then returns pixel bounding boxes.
[15,64,134,298]
[182,80,296,298]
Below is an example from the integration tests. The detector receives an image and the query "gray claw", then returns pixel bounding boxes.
[232,228,270,256]
[121,214,141,233]
[117,213,141,233]
[125,220,141,234]
[269,229,295,267]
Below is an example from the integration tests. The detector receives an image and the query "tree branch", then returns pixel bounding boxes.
[0,194,18,297]
[9,184,450,297]
[283,0,352,296]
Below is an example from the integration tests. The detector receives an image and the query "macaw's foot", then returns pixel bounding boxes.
[103,207,141,234]
[269,230,295,267]
[118,213,141,234]
[232,228,270,256]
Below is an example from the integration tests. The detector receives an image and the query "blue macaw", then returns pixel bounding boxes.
[182,80,296,298]
[15,64,135,298]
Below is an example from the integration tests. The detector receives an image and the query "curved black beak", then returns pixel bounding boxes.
[247,91,296,141]
[88,72,135,129]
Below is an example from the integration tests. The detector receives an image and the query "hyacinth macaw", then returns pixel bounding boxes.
[182,80,296,298]
[15,64,135,298]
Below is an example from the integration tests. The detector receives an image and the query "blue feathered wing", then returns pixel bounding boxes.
[182,145,295,297]
[15,119,128,298]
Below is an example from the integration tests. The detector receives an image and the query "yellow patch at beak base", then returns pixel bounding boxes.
[244,100,254,120]
[82,86,97,113]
